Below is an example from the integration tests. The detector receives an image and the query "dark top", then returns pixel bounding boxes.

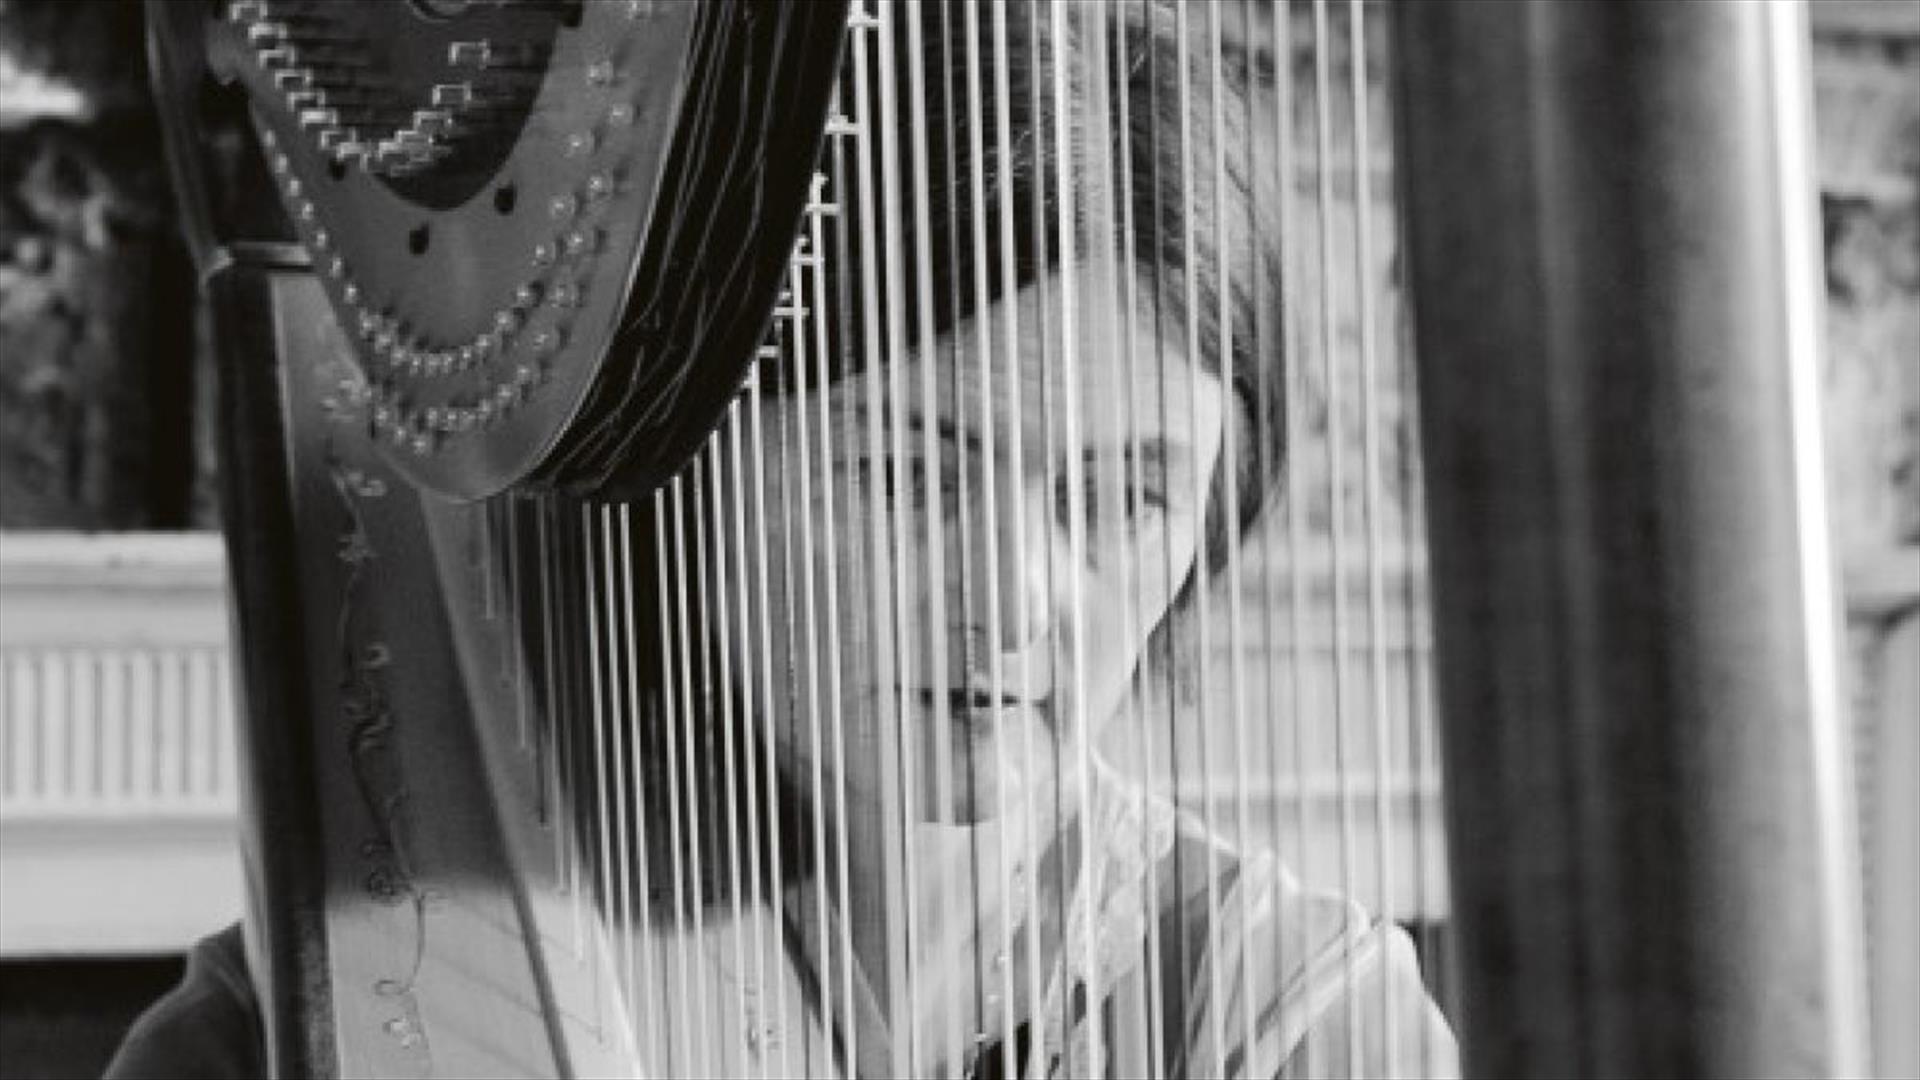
[104,923,263,1080]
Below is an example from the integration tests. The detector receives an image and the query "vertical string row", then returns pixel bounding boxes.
[741,371,799,1078]
[1348,2,1403,1073]
[1115,4,1171,1074]
[874,4,928,1068]
[848,6,917,1068]
[805,127,864,1080]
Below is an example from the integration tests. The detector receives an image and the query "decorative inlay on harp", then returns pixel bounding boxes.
[151,0,1864,1077]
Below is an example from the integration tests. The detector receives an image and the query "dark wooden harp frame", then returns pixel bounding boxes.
[149,1,1867,1077]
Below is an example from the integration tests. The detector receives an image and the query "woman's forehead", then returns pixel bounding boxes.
[817,273,1225,448]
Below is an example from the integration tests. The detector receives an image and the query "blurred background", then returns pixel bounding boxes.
[0,1,1914,1077]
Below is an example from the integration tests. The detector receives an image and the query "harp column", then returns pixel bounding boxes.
[1394,2,1868,1077]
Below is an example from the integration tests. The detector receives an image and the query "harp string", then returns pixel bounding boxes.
[682,473,723,1072]
[955,3,1017,1073]
[927,1,984,1066]
[624,499,668,1070]
[1206,0,1260,1064]
[719,387,760,1078]
[447,3,1462,1074]
[1248,0,1286,1071]
[609,503,650,1063]
[581,501,608,1041]
[1141,2,1188,1071]
[695,438,755,1070]
[827,75,872,1079]
[902,2,972,1070]
[844,8,916,1071]
[779,237,834,1077]
[1169,4,1229,1074]
[1348,1,1403,1072]
[804,129,864,1080]
[650,485,692,1072]
[563,499,586,962]
[1106,3,1164,1076]
[742,369,799,1079]
[1305,0,1364,1068]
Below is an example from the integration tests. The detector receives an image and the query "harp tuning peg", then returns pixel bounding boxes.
[448,40,494,68]
[431,82,476,108]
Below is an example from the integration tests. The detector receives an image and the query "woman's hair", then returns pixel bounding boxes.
[800,0,1287,570]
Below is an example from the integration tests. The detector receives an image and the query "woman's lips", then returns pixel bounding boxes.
[932,688,1030,711]
[913,687,1052,733]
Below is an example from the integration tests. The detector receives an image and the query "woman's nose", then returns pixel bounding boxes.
[958,477,1053,653]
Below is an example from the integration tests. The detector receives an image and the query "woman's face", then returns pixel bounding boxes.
[717,269,1223,825]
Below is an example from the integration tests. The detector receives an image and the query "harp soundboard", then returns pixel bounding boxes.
[149,1,1867,1077]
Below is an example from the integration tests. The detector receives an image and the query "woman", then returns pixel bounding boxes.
[624,3,1458,1077]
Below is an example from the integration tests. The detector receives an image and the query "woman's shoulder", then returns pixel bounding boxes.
[1148,816,1458,1076]
[104,923,265,1080]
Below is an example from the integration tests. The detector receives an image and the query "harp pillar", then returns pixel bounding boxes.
[1394,2,1868,1076]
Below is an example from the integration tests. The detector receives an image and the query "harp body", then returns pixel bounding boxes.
[156,1,1867,1077]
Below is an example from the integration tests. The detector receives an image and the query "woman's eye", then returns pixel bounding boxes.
[1055,475,1168,533]
[857,457,934,508]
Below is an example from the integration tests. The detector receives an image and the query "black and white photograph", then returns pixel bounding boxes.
[0,1,1914,1077]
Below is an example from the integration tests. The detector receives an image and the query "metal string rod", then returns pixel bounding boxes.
[694,439,753,1074]
[1393,156,1452,1057]
[504,498,529,752]
[1309,0,1364,1064]
[1020,2,1074,1070]
[826,71,871,1071]
[903,0,957,846]
[536,500,561,845]
[715,394,769,1080]
[984,3,1047,1072]
[1114,3,1169,1075]
[900,2,970,1068]
[927,3,991,1066]
[621,503,667,1069]
[651,485,695,1076]
[1248,0,1286,1065]
[849,7,916,1068]
[671,471,715,1076]
[803,153,862,1079]
[958,4,1020,1070]
[1395,265,1436,1073]
[1348,1,1399,1071]
[605,504,647,1062]
[1171,2,1228,1071]
[1206,0,1260,1063]
[583,501,612,1040]
[876,3,932,1070]
[1140,2,1189,1068]
[1270,0,1318,1060]
[559,499,587,962]
[1052,0,1110,1072]
[779,259,843,1079]
[741,373,797,1079]
[478,501,496,623]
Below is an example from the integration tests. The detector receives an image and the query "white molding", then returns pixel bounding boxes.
[0,532,240,956]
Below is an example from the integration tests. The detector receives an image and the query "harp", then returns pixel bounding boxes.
[147,1,1867,1076]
